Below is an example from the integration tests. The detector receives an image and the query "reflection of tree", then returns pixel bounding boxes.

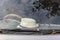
[32,0,60,18]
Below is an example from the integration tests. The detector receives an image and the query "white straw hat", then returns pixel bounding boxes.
[20,18,38,28]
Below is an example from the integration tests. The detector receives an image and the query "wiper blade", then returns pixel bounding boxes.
[0,29,60,35]
[0,29,40,35]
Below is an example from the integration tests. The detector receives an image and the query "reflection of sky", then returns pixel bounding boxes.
[0,0,60,24]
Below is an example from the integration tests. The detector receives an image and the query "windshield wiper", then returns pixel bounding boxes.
[0,29,60,35]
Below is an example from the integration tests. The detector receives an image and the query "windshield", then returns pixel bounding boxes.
[0,0,60,35]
